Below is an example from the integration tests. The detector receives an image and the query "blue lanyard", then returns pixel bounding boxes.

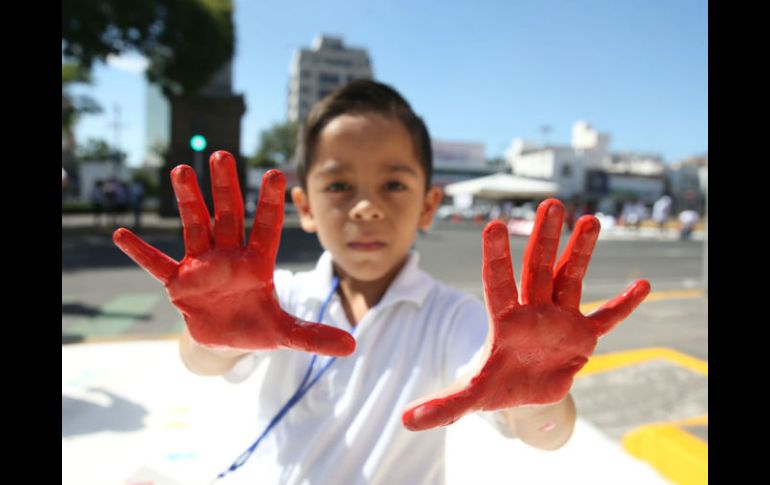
[215,276,345,480]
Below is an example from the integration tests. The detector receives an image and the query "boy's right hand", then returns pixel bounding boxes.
[112,151,355,357]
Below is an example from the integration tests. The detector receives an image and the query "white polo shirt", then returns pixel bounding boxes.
[222,251,513,484]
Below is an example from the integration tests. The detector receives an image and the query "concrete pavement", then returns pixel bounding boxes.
[62,293,707,485]
[63,339,682,485]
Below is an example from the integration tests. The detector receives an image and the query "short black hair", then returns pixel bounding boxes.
[296,80,433,190]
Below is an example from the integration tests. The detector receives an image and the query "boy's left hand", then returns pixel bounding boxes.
[402,199,650,431]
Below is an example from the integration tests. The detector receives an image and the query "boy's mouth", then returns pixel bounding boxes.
[347,241,387,251]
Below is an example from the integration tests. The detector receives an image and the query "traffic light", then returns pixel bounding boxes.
[190,134,207,152]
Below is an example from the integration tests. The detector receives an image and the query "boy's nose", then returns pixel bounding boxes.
[349,198,385,221]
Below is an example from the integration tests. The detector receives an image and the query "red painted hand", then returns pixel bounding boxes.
[112,151,355,357]
[402,199,650,431]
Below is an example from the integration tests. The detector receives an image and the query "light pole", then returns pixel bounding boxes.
[190,134,207,181]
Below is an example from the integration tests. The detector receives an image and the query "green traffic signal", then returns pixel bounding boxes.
[190,134,207,152]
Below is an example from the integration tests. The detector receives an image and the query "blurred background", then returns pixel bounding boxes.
[62,1,708,484]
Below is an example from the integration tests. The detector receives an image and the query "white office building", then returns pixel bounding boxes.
[288,35,373,123]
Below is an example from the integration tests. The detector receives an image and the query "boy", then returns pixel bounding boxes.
[113,80,650,484]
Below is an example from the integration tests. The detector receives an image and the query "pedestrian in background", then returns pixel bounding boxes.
[678,209,699,240]
[130,179,145,231]
[652,195,672,234]
[91,180,105,227]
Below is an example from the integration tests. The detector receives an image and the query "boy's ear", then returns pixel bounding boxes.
[418,186,443,231]
[290,186,317,233]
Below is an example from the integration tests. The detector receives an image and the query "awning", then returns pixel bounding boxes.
[443,173,559,200]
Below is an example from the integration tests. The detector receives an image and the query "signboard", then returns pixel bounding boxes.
[432,140,486,169]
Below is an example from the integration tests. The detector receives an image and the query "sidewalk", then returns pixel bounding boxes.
[62,213,706,242]
[63,340,675,485]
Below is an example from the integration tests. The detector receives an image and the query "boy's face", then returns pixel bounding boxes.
[291,113,442,283]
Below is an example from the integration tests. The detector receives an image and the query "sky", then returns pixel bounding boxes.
[70,0,708,168]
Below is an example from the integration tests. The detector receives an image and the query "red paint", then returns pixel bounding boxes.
[402,199,651,431]
[113,151,355,357]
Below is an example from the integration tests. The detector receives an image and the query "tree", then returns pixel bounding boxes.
[62,0,234,96]
[62,62,102,132]
[250,121,299,168]
[77,138,127,163]
[62,62,103,168]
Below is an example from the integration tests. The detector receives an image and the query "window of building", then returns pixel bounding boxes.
[325,58,353,68]
[319,73,340,84]
[562,164,573,178]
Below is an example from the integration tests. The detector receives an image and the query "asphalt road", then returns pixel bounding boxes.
[62,219,706,347]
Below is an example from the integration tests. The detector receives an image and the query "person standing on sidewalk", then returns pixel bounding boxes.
[129,179,145,231]
[652,195,672,234]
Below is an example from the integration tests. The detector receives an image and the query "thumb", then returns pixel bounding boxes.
[402,380,481,431]
[282,312,356,357]
[587,279,651,337]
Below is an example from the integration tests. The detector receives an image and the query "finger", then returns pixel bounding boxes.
[521,199,564,305]
[171,165,213,258]
[482,221,519,322]
[283,314,356,357]
[113,228,179,285]
[553,215,601,309]
[587,279,651,337]
[402,380,481,431]
[248,170,286,263]
[210,151,245,249]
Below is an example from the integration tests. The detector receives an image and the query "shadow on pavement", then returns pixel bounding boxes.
[62,226,324,272]
[62,388,148,438]
[62,302,153,321]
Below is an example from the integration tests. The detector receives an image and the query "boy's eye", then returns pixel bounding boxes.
[384,181,407,191]
[325,182,351,193]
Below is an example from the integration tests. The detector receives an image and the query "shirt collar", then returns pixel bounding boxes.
[305,250,433,309]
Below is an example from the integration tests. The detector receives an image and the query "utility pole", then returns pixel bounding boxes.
[540,125,552,148]
[108,104,124,154]
[107,103,127,174]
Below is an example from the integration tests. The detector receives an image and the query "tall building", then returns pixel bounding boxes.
[144,82,170,168]
[288,35,373,123]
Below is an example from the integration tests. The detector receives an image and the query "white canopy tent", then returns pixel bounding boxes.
[443,173,559,200]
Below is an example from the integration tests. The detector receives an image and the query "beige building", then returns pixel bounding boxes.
[288,35,373,123]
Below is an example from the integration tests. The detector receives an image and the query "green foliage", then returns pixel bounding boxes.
[250,121,299,168]
[62,0,234,96]
[62,62,102,131]
[77,138,127,163]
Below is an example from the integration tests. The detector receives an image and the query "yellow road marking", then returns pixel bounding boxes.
[673,415,709,427]
[576,346,709,485]
[580,288,705,314]
[576,347,707,377]
[623,422,708,485]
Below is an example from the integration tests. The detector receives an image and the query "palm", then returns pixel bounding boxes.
[402,199,650,431]
[113,151,355,357]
